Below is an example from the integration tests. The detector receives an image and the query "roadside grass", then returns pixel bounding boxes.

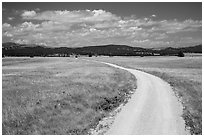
[88,56,202,135]
[2,57,137,135]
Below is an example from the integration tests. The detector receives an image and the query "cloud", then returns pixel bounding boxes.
[154,33,168,40]
[14,39,29,44]
[3,23,11,28]
[3,23,13,38]
[35,8,40,11]
[154,19,202,33]
[21,9,120,23]
[21,10,36,17]
[151,14,156,17]
[4,31,13,37]
[8,17,15,21]
[3,9,202,48]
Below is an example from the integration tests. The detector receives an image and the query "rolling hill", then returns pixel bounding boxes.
[2,42,202,57]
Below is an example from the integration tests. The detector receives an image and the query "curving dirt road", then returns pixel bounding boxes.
[98,62,189,135]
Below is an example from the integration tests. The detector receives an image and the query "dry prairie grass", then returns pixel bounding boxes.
[2,57,136,135]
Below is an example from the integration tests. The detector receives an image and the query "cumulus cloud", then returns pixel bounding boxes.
[4,31,13,37]
[21,10,36,17]
[151,14,156,17]
[21,9,120,23]
[3,9,202,47]
[3,23,11,28]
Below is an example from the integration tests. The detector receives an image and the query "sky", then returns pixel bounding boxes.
[2,2,202,48]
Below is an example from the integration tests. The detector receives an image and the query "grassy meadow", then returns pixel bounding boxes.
[2,57,137,135]
[87,55,202,135]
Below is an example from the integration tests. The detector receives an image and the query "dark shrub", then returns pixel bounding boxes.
[178,51,185,57]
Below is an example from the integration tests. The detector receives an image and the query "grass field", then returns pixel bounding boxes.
[87,55,202,135]
[2,57,137,135]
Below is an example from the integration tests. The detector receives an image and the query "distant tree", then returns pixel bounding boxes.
[88,54,92,57]
[178,50,185,57]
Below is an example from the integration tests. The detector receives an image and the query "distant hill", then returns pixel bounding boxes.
[2,42,202,57]
[180,45,202,53]
[158,44,202,55]
[73,44,153,56]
